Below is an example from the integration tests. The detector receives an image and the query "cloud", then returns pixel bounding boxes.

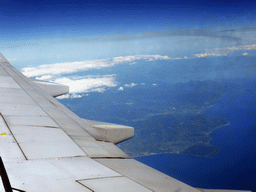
[54,75,117,94]
[21,54,174,99]
[22,54,171,78]
[21,43,255,80]
[194,53,227,58]
[21,46,255,99]
[225,44,256,51]
[57,93,83,100]
[124,83,137,87]
[53,75,117,99]
[193,44,256,59]
[118,87,124,91]
[215,44,256,53]
[22,59,112,77]
[112,55,170,63]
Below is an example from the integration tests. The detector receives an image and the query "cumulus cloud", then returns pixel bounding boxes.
[54,75,117,94]
[118,87,124,91]
[243,53,248,56]
[52,75,118,99]
[57,93,83,99]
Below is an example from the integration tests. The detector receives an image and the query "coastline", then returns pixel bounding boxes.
[135,87,256,191]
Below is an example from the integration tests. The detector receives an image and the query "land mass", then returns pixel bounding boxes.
[116,80,239,158]
[118,114,230,157]
[60,79,241,158]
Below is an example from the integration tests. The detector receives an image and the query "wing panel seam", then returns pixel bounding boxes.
[0,113,28,160]
[0,57,92,156]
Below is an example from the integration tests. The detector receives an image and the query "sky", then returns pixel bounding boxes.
[1,0,255,42]
[0,0,255,41]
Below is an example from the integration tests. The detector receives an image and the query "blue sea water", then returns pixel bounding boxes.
[135,81,256,191]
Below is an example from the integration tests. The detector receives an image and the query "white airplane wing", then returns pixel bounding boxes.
[0,53,250,192]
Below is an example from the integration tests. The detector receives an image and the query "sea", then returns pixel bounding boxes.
[135,80,256,192]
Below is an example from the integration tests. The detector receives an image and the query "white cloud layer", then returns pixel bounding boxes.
[22,46,254,79]
[21,54,173,99]
[21,46,255,99]
[54,75,117,94]
[22,59,112,77]
[22,55,171,78]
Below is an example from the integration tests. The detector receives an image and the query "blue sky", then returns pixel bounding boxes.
[1,0,255,41]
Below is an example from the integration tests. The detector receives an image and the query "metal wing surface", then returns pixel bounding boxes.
[0,53,250,192]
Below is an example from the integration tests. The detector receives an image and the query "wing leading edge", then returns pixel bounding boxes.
[0,53,250,192]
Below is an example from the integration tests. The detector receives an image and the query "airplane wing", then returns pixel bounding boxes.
[0,53,250,192]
